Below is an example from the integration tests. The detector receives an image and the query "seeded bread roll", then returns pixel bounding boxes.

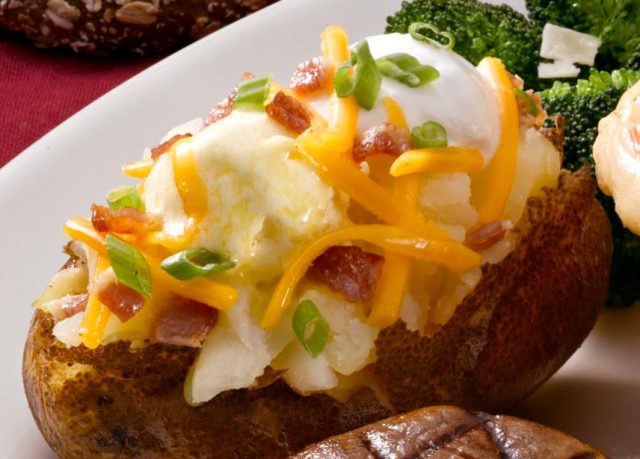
[0,0,277,55]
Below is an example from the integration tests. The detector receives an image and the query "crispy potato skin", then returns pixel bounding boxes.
[23,169,612,458]
[294,405,607,458]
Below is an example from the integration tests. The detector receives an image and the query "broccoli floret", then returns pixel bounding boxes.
[540,69,640,304]
[386,0,542,88]
[526,0,640,71]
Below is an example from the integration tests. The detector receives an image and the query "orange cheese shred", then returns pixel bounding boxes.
[63,218,237,312]
[260,224,482,328]
[79,256,112,349]
[474,57,520,224]
[369,98,416,328]
[122,159,154,179]
[390,147,485,177]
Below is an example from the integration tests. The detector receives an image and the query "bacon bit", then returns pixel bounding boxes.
[538,115,565,159]
[151,133,192,160]
[97,281,145,323]
[352,123,412,164]
[206,89,237,126]
[153,298,218,348]
[517,89,547,128]
[290,57,330,95]
[307,246,384,302]
[206,72,255,126]
[265,91,312,134]
[465,221,509,251]
[61,294,88,318]
[91,204,162,235]
[509,73,524,90]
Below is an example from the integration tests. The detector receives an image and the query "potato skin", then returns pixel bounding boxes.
[294,405,607,458]
[23,169,612,458]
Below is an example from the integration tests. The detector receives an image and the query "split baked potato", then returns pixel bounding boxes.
[23,26,612,458]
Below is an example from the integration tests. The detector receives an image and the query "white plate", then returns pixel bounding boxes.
[1,0,638,457]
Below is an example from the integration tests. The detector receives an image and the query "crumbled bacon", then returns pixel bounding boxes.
[465,221,509,251]
[206,89,237,125]
[153,298,218,348]
[91,204,162,235]
[97,281,145,323]
[307,246,384,302]
[265,91,312,134]
[352,123,412,164]
[290,57,330,95]
[205,72,255,126]
[517,89,546,128]
[60,294,88,319]
[538,115,565,159]
[151,133,192,160]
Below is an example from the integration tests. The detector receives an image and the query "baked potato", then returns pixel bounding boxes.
[23,26,612,458]
[294,405,607,458]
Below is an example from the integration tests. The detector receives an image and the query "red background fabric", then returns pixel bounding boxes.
[0,33,158,169]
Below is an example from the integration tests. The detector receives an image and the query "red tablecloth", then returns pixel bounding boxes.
[0,34,158,168]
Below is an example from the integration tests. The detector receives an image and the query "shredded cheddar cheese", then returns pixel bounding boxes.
[390,147,485,177]
[475,57,520,224]
[63,218,238,312]
[261,224,483,328]
[122,159,154,179]
[79,256,112,349]
[320,25,359,154]
[369,98,415,328]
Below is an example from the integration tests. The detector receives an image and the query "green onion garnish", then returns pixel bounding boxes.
[409,22,455,50]
[411,121,448,148]
[106,186,144,211]
[514,88,539,117]
[334,40,381,110]
[375,53,439,88]
[160,247,235,281]
[292,299,329,358]
[234,75,271,111]
[105,235,152,297]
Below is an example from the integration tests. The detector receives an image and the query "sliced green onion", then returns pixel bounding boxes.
[234,75,271,111]
[514,87,539,117]
[376,53,440,88]
[411,121,448,148]
[160,247,235,281]
[105,235,152,297]
[333,40,381,110]
[106,185,144,211]
[292,299,329,358]
[409,22,455,50]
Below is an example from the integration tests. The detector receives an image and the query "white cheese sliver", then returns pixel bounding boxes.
[538,61,581,79]
[540,23,601,66]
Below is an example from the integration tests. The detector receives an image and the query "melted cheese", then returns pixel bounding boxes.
[474,57,520,224]
[261,224,483,329]
[390,148,484,177]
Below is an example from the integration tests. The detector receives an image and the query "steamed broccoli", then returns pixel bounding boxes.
[540,69,640,304]
[385,0,542,88]
[526,0,640,71]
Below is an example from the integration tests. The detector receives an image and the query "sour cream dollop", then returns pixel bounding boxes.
[310,33,501,164]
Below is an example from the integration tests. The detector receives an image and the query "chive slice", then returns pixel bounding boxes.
[105,235,152,297]
[292,299,329,358]
[234,75,271,111]
[333,40,382,110]
[376,53,440,88]
[160,247,235,281]
[106,186,144,211]
[514,88,539,117]
[409,22,455,50]
[411,121,448,148]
